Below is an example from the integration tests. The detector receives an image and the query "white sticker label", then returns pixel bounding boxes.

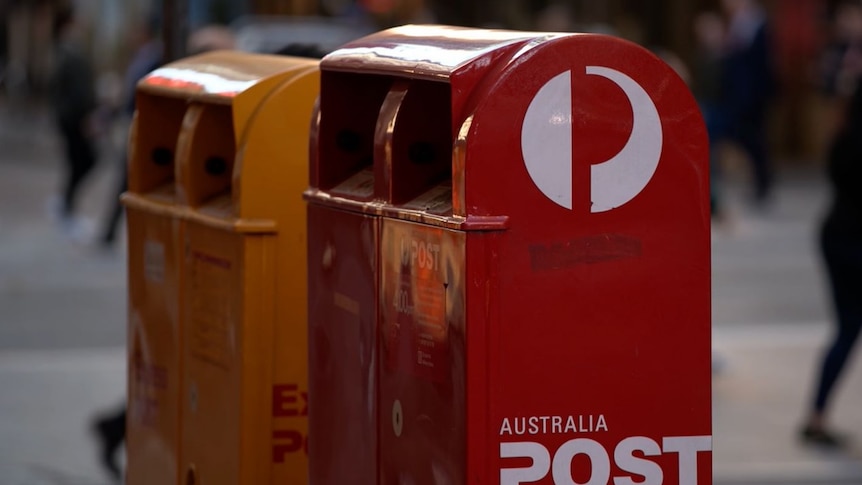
[143,240,165,283]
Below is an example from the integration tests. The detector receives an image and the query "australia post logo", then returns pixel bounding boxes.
[520,66,662,213]
[498,415,711,485]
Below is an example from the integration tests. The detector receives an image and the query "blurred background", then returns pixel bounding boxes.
[1,0,861,484]
[1,0,853,162]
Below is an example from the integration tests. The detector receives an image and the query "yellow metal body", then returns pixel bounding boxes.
[123,50,319,485]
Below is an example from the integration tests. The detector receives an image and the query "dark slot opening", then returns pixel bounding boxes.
[316,71,392,195]
[388,80,453,206]
[131,94,186,194]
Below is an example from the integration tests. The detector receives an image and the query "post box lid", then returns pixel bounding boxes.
[139,50,312,105]
[321,24,550,81]
[138,50,316,158]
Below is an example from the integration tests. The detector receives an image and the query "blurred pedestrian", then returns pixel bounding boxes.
[800,5,862,449]
[692,10,729,221]
[89,14,163,484]
[818,0,862,139]
[97,14,163,249]
[186,24,236,55]
[91,405,126,480]
[274,43,328,59]
[719,0,777,206]
[49,4,99,241]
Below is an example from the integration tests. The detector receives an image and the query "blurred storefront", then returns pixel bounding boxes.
[185,0,850,162]
[0,0,843,161]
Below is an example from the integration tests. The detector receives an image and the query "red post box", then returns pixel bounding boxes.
[306,25,712,485]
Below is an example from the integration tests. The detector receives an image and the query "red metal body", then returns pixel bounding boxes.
[306,25,711,485]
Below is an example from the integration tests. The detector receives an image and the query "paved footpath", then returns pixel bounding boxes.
[713,324,862,485]
[1,99,127,484]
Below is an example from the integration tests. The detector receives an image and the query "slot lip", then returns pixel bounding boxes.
[122,184,177,204]
[182,208,277,234]
[303,189,509,232]
[122,192,277,234]
[326,166,376,201]
[302,188,385,214]
[380,208,509,231]
[122,191,182,217]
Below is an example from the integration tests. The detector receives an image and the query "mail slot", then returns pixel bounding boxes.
[125,50,319,485]
[306,25,712,485]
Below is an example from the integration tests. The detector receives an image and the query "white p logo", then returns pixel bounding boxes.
[521,66,663,213]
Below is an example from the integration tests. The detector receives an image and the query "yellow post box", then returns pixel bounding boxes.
[124,50,319,485]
